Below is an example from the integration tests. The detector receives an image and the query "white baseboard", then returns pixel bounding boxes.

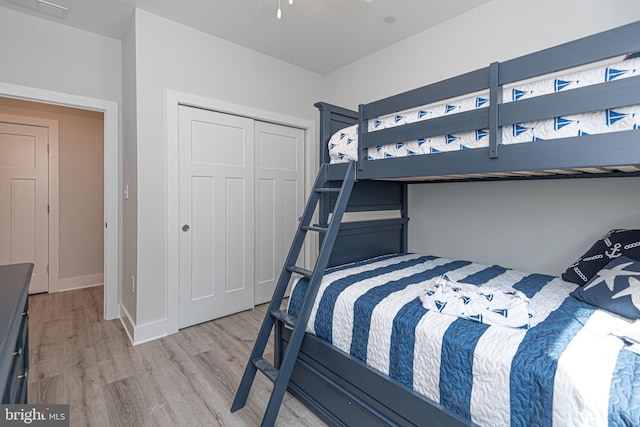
[120,304,135,345]
[131,318,168,345]
[54,273,103,292]
[119,304,168,346]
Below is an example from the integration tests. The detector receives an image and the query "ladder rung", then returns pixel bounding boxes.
[231,162,355,424]
[301,225,328,233]
[286,266,312,278]
[270,309,297,328]
[252,357,279,382]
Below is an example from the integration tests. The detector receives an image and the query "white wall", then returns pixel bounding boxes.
[121,15,138,323]
[132,9,324,327]
[0,8,121,103]
[409,178,640,275]
[0,6,122,316]
[323,0,640,275]
[324,0,640,108]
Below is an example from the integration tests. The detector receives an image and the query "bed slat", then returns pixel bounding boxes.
[499,20,640,85]
[499,75,640,126]
[362,108,489,149]
[363,67,489,119]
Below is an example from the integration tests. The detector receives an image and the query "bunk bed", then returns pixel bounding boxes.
[274,21,640,427]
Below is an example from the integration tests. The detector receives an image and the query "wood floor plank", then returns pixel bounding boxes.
[28,374,64,404]
[28,286,327,426]
[141,402,182,427]
[103,376,147,427]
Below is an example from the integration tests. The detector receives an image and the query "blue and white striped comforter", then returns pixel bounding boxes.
[287,254,640,426]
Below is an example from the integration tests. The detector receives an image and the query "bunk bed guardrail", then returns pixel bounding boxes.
[318,20,640,181]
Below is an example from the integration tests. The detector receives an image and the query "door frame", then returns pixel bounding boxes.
[0,82,120,321]
[166,90,316,335]
[0,114,59,293]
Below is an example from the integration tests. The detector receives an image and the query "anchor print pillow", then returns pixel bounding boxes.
[561,229,640,286]
[571,256,640,320]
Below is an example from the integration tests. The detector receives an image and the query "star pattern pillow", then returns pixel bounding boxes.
[561,229,640,286]
[571,256,640,320]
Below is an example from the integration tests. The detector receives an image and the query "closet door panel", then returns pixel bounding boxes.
[255,121,305,305]
[178,106,255,328]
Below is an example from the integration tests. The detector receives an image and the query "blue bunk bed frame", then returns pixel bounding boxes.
[276,21,640,427]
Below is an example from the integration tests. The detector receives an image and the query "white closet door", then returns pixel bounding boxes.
[255,121,305,305]
[0,122,49,294]
[178,106,255,328]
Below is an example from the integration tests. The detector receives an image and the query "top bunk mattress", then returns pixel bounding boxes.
[329,56,640,167]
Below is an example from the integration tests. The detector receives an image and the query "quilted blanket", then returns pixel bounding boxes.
[287,253,640,426]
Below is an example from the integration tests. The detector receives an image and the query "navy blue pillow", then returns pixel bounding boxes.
[571,256,640,320]
[561,229,640,286]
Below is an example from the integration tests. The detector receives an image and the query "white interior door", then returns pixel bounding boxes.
[255,121,305,305]
[0,122,49,294]
[178,106,255,328]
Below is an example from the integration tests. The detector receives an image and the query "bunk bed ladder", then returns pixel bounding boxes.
[231,161,356,427]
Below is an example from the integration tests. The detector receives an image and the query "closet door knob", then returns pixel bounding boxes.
[182,224,190,232]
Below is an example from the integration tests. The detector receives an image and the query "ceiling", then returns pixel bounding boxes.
[0,0,492,74]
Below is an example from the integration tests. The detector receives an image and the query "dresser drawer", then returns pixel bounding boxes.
[3,346,26,404]
[0,263,32,405]
[19,299,29,373]
[2,301,28,404]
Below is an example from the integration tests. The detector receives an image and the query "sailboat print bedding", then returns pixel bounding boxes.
[329,56,640,163]
[287,253,640,426]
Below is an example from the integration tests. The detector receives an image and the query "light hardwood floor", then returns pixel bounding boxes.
[28,286,326,426]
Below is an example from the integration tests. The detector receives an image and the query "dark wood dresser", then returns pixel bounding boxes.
[0,263,32,404]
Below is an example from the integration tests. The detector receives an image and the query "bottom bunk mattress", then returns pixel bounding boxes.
[287,253,640,427]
